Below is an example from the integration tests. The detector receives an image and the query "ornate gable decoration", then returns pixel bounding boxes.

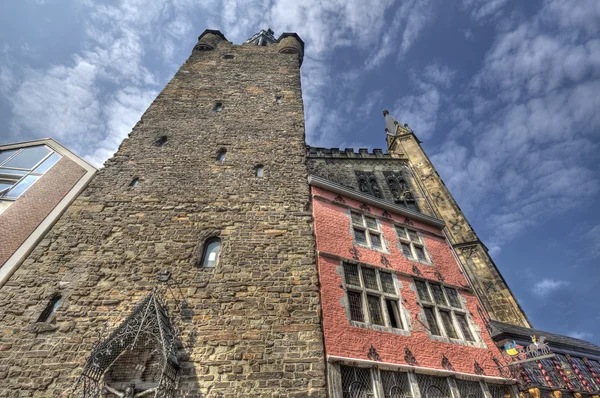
[245,28,277,46]
[73,290,180,398]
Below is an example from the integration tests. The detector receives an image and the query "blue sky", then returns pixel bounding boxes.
[0,0,599,343]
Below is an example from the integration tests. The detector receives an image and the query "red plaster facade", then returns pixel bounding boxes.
[311,185,508,378]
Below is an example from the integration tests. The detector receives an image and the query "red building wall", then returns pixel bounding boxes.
[0,157,86,267]
[312,185,507,377]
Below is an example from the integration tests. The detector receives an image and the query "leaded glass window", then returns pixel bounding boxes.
[414,279,476,342]
[367,295,384,325]
[416,374,450,398]
[342,262,405,330]
[456,379,484,398]
[348,291,364,322]
[352,212,385,250]
[381,370,412,398]
[396,226,430,264]
[341,366,374,398]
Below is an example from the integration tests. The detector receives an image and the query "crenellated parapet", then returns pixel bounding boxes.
[307,146,397,160]
[193,28,304,65]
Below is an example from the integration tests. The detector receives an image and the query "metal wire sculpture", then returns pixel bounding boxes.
[71,289,180,398]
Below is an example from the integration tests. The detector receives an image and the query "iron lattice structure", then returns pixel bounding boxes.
[72,289,180,398]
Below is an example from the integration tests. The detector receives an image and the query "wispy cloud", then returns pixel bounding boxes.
[429,0,600,250]
[366,0,435,70]
[567,331,593,340]
[462,0,509,21]
[390,64,455,140]
[532,278,569,297]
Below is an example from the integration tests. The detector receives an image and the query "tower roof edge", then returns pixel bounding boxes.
[198,29,228,42]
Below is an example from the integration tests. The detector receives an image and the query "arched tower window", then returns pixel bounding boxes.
[255,165,264,177]
[216,149,226,163]
[129,177,139,187]
[155,135,168,147]
[38,294,62,322]
[200,237,221,268]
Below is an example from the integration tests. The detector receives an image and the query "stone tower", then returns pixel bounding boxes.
[0,29,327,397]
[384,111,531,328]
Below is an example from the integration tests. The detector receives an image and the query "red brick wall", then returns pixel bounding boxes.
[0,157,86,266]
[312,186,507,377]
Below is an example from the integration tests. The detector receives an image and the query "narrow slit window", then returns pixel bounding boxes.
[155,135,168,146]
[255,165,264,177]
[201,237,221,268]
[275,96,282,104]
[38,295,62,322]
[214,102,223,112]
[217,149,226,162]
[129,177,139,187]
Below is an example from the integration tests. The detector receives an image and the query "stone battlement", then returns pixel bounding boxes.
[307,146,400,159]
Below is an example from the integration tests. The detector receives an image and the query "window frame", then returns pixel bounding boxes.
[200,237,222,268]
[0,145,61,200]
[414,279,478,343]
[396,226,432,265]
[351,211,385,251]
[342,262,407,331]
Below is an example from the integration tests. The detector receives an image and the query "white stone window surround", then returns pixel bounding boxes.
[350,210,387,252]
[413,279,486,348]
[340,261,411,335]
[396,225,433,266]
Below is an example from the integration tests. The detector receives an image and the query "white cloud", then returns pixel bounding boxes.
[390,64,455,139]
[462,0,509,21]
[532,279,569,297]
[366,0,434,70]
[430,0,600,250]
[584,225,600,258]
[567,331,593,340]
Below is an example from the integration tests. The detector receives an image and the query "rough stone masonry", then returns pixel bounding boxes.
[0,30,327,397]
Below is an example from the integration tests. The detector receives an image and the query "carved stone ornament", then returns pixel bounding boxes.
[412,265,422,276]
[442,354,455,371]
[403,217,414,226]
[334,194,346,204]
[367,344,382,361]
[360,203,371,212]
[460,245,478,259]
[382,210,392,219]
[404,346,417,366]
[474,360,485,375]
[381,255,390,267]
[350,247,360,260]
[433,269,445,282]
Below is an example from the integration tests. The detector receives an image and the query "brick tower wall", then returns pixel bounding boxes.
[0,32,327,397]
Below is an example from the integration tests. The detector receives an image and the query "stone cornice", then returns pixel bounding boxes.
[308,175,445,228]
